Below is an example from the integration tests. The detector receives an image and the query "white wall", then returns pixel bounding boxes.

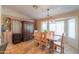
[78,16,79,53]
[2,6,34,22]
[0,5,1,45]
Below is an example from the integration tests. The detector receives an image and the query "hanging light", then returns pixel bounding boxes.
[46,8,50,18]
[46,8,50,23]
[46,8,56,24]
[46,8,53,23]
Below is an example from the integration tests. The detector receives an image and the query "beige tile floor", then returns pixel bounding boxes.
[64,44,77,54]
[5,40,77,54]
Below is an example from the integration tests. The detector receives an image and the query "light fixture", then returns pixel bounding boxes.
[33,5,38,9]
[46,8,50,23]
[46,8,55,23]
[47,8,50,17]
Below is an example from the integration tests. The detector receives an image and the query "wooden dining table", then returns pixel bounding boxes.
[47,35,61,53]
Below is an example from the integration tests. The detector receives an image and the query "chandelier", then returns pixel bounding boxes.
[46,8,55,23]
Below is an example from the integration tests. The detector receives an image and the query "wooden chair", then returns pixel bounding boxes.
[46,31,55,53]
[33,30,38,40]
[34,30,45,47]
[33,30,39,46]
[53,33,64,54]
[36,31,42,45]
[40,32,48,47]
[46,31,55,39]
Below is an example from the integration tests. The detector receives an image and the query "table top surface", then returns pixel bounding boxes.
[47,35,61,41]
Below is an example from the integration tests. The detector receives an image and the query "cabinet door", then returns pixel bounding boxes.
[23,23,30,41]
[29,23,34,40]
[23,22,34,41]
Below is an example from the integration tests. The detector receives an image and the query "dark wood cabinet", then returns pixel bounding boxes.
[12,21,34,44]
[12,33,22,44]
[22,21,34,41]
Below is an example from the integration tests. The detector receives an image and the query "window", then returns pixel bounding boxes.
[68,18,75,39]
[41,22,48,32]
[41,21,64,35]
[55,21,64,35]
[49,22,56,31]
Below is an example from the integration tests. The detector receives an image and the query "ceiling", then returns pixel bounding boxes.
[3,5,79,19]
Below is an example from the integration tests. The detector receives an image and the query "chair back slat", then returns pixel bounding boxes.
[61,33,64,47]
[46,31,55,39]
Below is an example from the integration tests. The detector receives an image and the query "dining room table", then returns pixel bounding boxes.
[46,35,61,53]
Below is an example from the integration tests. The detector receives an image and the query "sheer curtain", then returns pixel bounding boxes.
[49,22,56,31]
[12,20,22,33]
[41,20,64,35]
[49,21,64,35]
[67,18,75,39]
[41,21,48,32]
[55,21,64,35]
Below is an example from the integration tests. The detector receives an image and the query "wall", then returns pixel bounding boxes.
[0,5,1,45]
[36,10,79,53]
[77,16,79,53]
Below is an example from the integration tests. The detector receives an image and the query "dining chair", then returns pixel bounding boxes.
[33,31,45,48]
[46,31,55,53]
[53,33,64,54]
[46,31,55,39]
[34,31,43,48]
[33,30,38,39]
[33,30,39,46]
[40,32,48,47]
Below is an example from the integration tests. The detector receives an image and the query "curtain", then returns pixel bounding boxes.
[12,20,22,33]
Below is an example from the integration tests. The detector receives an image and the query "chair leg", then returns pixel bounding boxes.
[55,46,57,50]
[52,44,56,54]
[61,47,64,54]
